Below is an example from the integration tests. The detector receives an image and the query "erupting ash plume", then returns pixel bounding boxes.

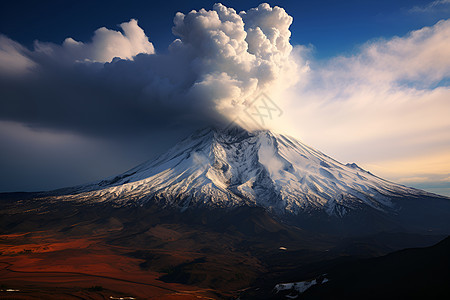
[0,3,305,134]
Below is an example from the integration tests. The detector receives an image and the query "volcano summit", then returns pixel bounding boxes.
[25,126,450,236]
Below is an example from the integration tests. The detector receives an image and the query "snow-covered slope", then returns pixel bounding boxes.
[52,127,431,216]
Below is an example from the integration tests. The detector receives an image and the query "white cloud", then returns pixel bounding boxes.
[409,0,450,13]
[0,19,155,73]
[318,19,450,87]
[0,35,35,75]
[169,3,301,127]
[278,19,450,188]
[33,19,155,63]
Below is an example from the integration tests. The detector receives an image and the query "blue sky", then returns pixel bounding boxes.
[1,0,448,58]
[0,1,449,195]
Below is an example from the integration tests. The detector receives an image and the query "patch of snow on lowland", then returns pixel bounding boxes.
[274,277,329,295]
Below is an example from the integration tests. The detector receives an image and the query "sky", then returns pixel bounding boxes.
[0,0,449,196]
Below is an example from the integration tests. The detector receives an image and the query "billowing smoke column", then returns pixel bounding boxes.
[0,3,301,135]
[170,3,298,127]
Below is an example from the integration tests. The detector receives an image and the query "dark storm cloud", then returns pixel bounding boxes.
[0,4,300,138]
[0,53,218,138]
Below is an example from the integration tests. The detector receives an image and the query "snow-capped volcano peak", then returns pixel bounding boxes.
[55,127,429,216]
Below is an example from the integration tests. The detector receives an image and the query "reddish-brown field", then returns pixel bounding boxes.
[0,233,218,299]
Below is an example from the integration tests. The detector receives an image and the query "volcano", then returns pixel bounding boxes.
[1,127,449,299]
[35,126,450,235]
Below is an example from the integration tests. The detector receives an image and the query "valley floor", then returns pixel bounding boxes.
[0,201,447,299]
[0,233,220,299]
